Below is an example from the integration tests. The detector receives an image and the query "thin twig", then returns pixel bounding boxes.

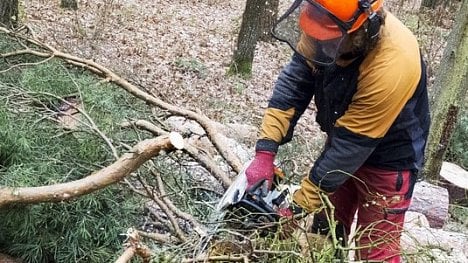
[121,120,232,188]
[0,55,55,73]
[138,175,189,243]
[27,90,119,158]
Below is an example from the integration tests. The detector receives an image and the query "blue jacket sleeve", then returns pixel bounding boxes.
[256,53,316,153]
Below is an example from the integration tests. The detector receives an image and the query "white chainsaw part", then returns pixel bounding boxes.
[215,162,250,211]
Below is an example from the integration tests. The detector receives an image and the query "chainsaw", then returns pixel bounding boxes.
[216,164,298,235]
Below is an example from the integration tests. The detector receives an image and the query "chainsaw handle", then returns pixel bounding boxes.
[248,179,269,197]
[271,166,285,191]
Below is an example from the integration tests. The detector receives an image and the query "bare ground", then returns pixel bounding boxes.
[23,0,325,147]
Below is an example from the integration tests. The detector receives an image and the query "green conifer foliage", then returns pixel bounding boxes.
[0,38,151,262]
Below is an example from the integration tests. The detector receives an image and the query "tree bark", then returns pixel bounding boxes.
[421,0,438,8]
[259,0,279,42]
[229,0,268,76]
[423,0,468,180]
[421,0,454,9]
[0,0,18,28]
[60,0,78,10]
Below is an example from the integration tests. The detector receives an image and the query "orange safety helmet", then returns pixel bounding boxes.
[300,0,384,40]
[271,0,384,65]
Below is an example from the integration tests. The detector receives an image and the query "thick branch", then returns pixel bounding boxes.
[115,247,136,263]
[0,135,175,207]
[137,230,180,244]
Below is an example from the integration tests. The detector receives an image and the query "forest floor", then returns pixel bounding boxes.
[24,0,295,127]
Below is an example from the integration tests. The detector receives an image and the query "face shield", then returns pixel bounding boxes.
[272,0,353,66]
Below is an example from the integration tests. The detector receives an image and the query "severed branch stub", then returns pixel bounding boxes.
[169,131,185,150]
[121,120,232,188]
[115,229,152,263]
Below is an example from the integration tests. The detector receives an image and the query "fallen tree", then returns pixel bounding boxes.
[0,26,239,262]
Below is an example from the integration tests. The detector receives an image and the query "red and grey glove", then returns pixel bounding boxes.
[245,151,276,190]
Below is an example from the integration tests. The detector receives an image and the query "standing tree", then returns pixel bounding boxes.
[229,0,268,76]
[421,0,439,8]
[424,0,467,180]
[0,0,18,28]
[259,0,280,42]
[421,0,458,9]
[60,0,78,10]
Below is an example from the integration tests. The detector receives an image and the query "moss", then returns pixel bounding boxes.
[227,60,252,78]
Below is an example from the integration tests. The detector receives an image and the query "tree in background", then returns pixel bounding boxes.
[259,0,280,42]
[60,0,78,10]
[421,0,455,9]
[0,0,18,28]
[229,0,268,76]
[424,0,467,180]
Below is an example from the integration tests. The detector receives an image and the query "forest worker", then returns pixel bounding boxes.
[244,0,430,262]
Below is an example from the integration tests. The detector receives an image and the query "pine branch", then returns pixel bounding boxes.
[0,134,178,206]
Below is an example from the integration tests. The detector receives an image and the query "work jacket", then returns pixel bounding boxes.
[255,12,430,192]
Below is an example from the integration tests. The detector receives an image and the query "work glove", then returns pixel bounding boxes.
[245,151,276,190]
[274,178,324,239]
[293,177,325,213]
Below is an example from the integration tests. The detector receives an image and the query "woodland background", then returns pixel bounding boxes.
[0,0,466,262]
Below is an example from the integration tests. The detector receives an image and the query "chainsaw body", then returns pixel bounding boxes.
[216,164,294,234]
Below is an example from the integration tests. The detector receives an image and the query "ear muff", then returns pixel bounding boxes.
[358,0,383,39]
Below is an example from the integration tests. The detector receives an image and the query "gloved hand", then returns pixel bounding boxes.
[293,177,325,213]
[245,151,276,190]
[274,178,324,239]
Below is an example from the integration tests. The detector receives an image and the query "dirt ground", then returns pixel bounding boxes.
[23,0,325,145]
[24,1,284,120]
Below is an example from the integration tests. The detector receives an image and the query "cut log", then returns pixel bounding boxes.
[401,225,468,262]
[439,161,468,205]
[408,181,449,228]
[402,211,468,263]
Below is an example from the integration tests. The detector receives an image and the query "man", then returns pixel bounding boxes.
[244,0,430,262]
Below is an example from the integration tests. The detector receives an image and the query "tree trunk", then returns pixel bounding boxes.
[60,0,78,10]
[229,0,268,76]
[259,0,279,42]
[0,0,19,28]
[424,0,468,180]
[421,0,438,8]
[421,0,456,9]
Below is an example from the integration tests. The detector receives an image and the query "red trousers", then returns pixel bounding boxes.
[323,166,416,262]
